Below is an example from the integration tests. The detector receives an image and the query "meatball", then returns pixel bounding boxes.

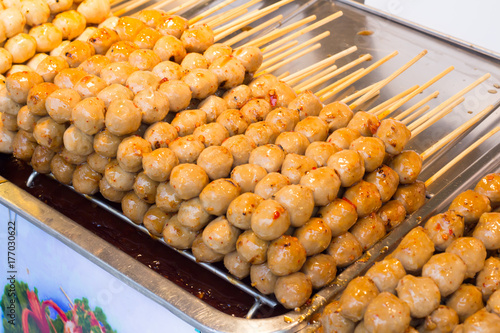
[71,97,105,135]
[29,23,62,53]
[236,230,268,265]
[222,85,252,109]
[365,258,406,294]
[319,301,356,333]
[142,148,178,182]
[288,91,323,120]
[6,71,44,104]
[162,215,198,250]
[153,35,186,63]
[200,178,241,216]
[347,111,380,137]
[133,27,163,50]
[142,205,171,237]
[281,153,317,185]
[26,82,58,117]
[134,88,170,124]
[266,81,297,108]
[171,109,207,137]
[216,109,249,136]
[152,61,183,82]
[105,100,142,137]
[253,172,291,200]
[350,213,386,251]
[181,52,209,70]
[169,164,208,200]
[198,95,228,123]
[36,56,70,82]
[177,198,212,231]
[0,8,26,39]
[158,80,191,112]
[473,212,500,250]
[50,153,75,185]
[12,130,37,161]
[249,74,278,98]
[79,55,111,77]
[445,237,486,279]
[344,180,382,218]
[350,136,386,173]
[157,15,188,39]
[365,165,400,203]
[486,289,500,316]
[192,233,224,263]
[327,232,363,268]
[145,122,178,150]
[232,46,263,73]
[327,127,361,150]
[182,68,218,100]
[424,210,465,251]
[396,274,441,318]
[63,125,94,156]
[319,101,354,132]
[274,184,314,228]
[274,132,310,155]
[274,272,312,309]
[250,263,278,295]
[294,218,332,256]
[117,136,151,173]
[251,199,290,241]
[104,160,136,192]
[240,98,272,123]
[202,216,241,255]
[5,33,37,64]
[33,117,65,151]
[93,129,122,158]
[378,200,407,231]
[226,192,263,230]
[301,253,336,289]
[422,253,467,297]
[388,226,435,273]
[100,62,138,86]
[221,135,256,167]
[265,107,300,132]
[460,308,500,332]
[230,164,267,193]
[209,55,245,89]
[319,198,358,237]
[224,251,251,279]
[72,163,101,195]
[294,116,329,143]
[474,173,500,206]
[106,41,140,63]
[419,305,459,333]
[77,0,110,25]
[74,74,108,100]
[197,146,233,180]
[393,180,427,214]
[203,43,232,65]
[305,141,340,167]
[248,144,286,173]
[61,40,95,68]
[375,118,412,155]
[449,190,492,226]
[31,145,55,174]
[168,135,204,163]
[339,276,379,322]
[156,182,182,213]
[364,292,411,333]
[121,191,150,225]
[244,121,280,146]
[133,171,158,204]
[327,150,365,187]
[128,49,162,71]
[268,235,307,276]
[446,284,484,322]
[476,257,500,302]
[125,70,160,95]
[389,150,423,184]
[87,28,120,55]
[300,166,341,206]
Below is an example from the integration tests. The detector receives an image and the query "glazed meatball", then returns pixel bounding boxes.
[250,263,277,295]
[274,132,310,155]
[445,237,486,279]
[224,251,251,279]
[133,171,158,204]
[87,28,119,55]
[327,128,361,151]
[249,74,279,98]
[105,100,142,137]
[31,145,55,174]
[350,213,386,250]
[155,182,182,213]
[168,135,204,163]
[203,43,232,65]
[344,181,382,218]
[365,165,399,203]
[288,91,323,120]
[240,99,272,124]
[294,116,329,143]
[364,292,411,333]
[171,109,207,136]
[2,113,18,132]
[182,68,219,100]
[142,148,178,182]
[29,23,62,53]
[33,117,65,151]
[393,180,427,214]
[419,305,459,333]
[153,35,186,63]
[116,136,151,173]
[327,232,363,268]
[294,218,332,256]
[378,200,407,230]
[447,284,484,322]
[230,164,267,193]
[78,55,111,77]
[143,205,171,237]
[221,135,256,167]
[319,301,356,333]
[305,142,340,168]
[281,153,317,185]
[216,109,249,136]
[125,71,160,95]
[396,274,441,318]
[0,49,13,75]
[61,40,95,68]
[327,150,365,187]
[106,40,141,62]
[222,85,252,109]
[319,101,354,132]
[12,130,37,161]
[347,111,380,137]
[251,199,290,241]
[177,198,212,231]
[209,55,246,89]
[162,215,198,250]
[73,74,108,99]
[181,52,209,70]
[244,121,280,146]
[265,107,300,132]
[274,272,312,309]
[266,81,297,108]
[476,256,500,301]
[253,172,291,200]
[50,154,75,184]
[26,82,58,117]
[365,258,406,294]
[157,15,188,39]
[232,46,263,73]
[236,230,268,265]
[300,167,341,206]
[200,178,241,216]
[459,308,500,332]
[77,0,110,25]
[449,190,491,226]
[158,80,192,112]
[0,8,26,39]
[486,289,500,316]
[388,226,435,272]
[5,33,37,64]
[100,62,138,86]
[134,88,170,124]
[6,71,44,104]
[226,192,263,230]
[72,163,101,195]
[274,184,314,228]
[16,105,40,132]
[198,95,228,123]
[473,212,500,250]
[422,253,467,297]
[63,125,94,156]
[248,144,285,173]
[93,129,122,158]
[350,136,386,173]
[169,164,209,200]
[424,210,464,251]
[301,253,336,289]
[389,150,423,184]
[59,147,87,165]
[192,233,224,263]
[339,276,379,322]
[104,160,136,192]
[0,123,15,154]
[267,235,307,276]
[121,191,150,225]
[128,49,162,72]
[152,61,183,82]
[70,97,105,136]
[145,122,178,149]
[474,173,500,205]
[319,198,358,237]
[202,216,241,254]
[375,118,412,155]
[197,146,233,180]
[87,152,109,174]
[134,27,163,50]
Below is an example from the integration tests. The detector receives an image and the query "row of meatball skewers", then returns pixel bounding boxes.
[318,172,500,333]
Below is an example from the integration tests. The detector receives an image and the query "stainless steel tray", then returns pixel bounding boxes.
[1,0,500,331]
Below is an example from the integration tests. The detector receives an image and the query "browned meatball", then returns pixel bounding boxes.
[350,136,386,173]
[221,135,256,168]
[265,107,300,132]
[63,125,94,157]
[71,97,106,135]
[446,284,484,322]
[181,52,209,70]
[393,180,427,214]
[6,70,44,104]
[445,237,486,279]
[202,216,241,254]
[274,272,312,309]
[100,62,138,86]
[300,166,341,206]
[319,301,356,333]
[222,85,252,109]
[142,148,178,182]
[209,55,245,89]
[33,117,65,151]
[105,100,142,137]
[244,121,280,146]
[226,192,263,230]
[180,24,214,53]
[250,263,277,295]
[236,230,268,265]
[248,144,286,173]
[145,122,178,150]
[274,184,314,228]
[424,210,465,251]
[347,111,380,137]
[268,235,307,276]
[377,200,407,231]
[305,141,340,167]
[232,46,262,73]
[197,146,234,180]
[169,164,208,200]
[199,178,241,216]
[327,128,361,151]
[288,91,323,120]
[203,43,232,65]
[319,101,353,132]
[168,135,204,164]
[12,130,37,161]
[193,122,229,147]
[459,308,500,333]
[117,136,151,173]
[72,163,101,195]
[350,213,386,251]
[418,305,459,333]
[294,116,329,143]
[365,165,400,203]
[375,118,412,155]
[319,198,358,237]
[163,214,198,250]
[476,256,500,301]
[339,276,379,322]
[216,109,249,136]
[389,150,423,184]
[388,226,434,273]
[121,191,150,225]
[177,198,212,232]
[192,233,224,263]
[133,171,158,204]
[240,99,272,124]
[50,153,75,185]
[294,218,332,256]
[281,153,317,185]
[327,232,363,268]
[104,160,136,192]
[274,131,310,155]
[27,82,59,116]
[265,81,297,108]
[344,180,382,218]
[396,274,441,318]
[365,258,406,294]
[251,199,290,241]
[61,41,95,68]
[364,292,411,333]
[142,205,171,238]
[301,253,336,289]
[327,150,365,187]
[230,164,267,193]
[93,129,122,158]
[449,190,492,226]
[224,251,251,279]
[422,253,467,297]
[155,182,182,213]
[99,177,126,203]
[474,173,500,206]
[31,145,55,174]
[182,68,218,100]
[473,212,500,250]
[36,56,70,83]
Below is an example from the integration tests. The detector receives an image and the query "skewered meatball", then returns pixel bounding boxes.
[350,136,386,173]
[133,88,170,124]
[375,118,412,155]
[265,107,300,132]
[122,191,150,225]
[236,230,268,265]
[281,153,317,185]
[182,68,219,100]
[6,70,44,104]
[51,41,71,58]
[422,253,467,297]
[33,116,65,150]
[244,121,280,146]
[472,212,500,250]
[486,289,500,316]
[344,180,382,218]
[202,216,241,254]
[104,160,135,192]
[142,148,178,182]
[105,41,140,63]
[197,146,233,180]
[267,235,307,276]
[319,198,358,237]
[12,130,37,161]
[251,199,290,241]
[98,16,119,30]
[0,122,15,153]
[200,178,241,216]
[424,210,464,251]
[0,8,26,39]
[275,132,310,155]
[72,163,101,195]
[181,24,214,53]
[224,251,251,279]
[378,200,407,230]
[209,55,245,89]
[46,0,72,14]
[133,171,158,204]
[2,112,17,132]
[134,27,163,50]
[418,305,459,333]
[222,85,252,109]
[364,292,411,333]
[192,233,224,263]
[474,173,500,206]
[301,253,336,289]
[144,122,178,149]
[77,0,110,25]
[152,61,183,82]
[295,116,329,143]
[0,49,13,75]
[71,97,105,135]
[169,164,209,200]
[230,164,267,193]
[203,43,232,65]
[288,91,323,120]
[20,0,50,26]
[43,88,78,124]
[396,274,441,318]
[253,172,290,200]
[320,300,356,333]
[29,23,62,53]
[143,205,171,237]
[63,125,94,156]
[240,99,272,124]
[294,218,332,256]
[53,68,87,89]
[304,142,340,169]
[475,256,500,301]
[250,262,277,295]
[0,84,22,117]
[449,190,491,226]
[365,165,400,203]
[347,111,380,137]
[61,40,95,68]
[365,258,406,294]
[163,214,198,250]
[226,192,263,230]
[168,135,204,163]
[50,154,75,184]
[327,150,365,187]
[232,46,262,73]
[198,95,228,123]
[339,276,379,322]
[300,166,340,206]
[59,147,87,165]
[327,232,363,268]
[447,284,484,322]
[459,308,500,332]
[327,128,361,151]
[171,109,207,136]
[274,184,314,228]
[177,197,212,231]
[158,80,192,112]
[26,82,58,117]
[248,144,285,173]
[221,135,256,167]
[216,109,249,136]
[350,213,386,250]
[93,129,122,158]
[78,55,111,77]
[390,150,422,184]
[114,17,145,42]
[87,28,119,55]
[31,145,54,174]
[155,182,182,213]
[117,136,151,173]
[126,71,160,95]
[87,152,109,174]
[154,35,186,63]
[393,180,427,214]
[266,81,297,108]
[128,49,162,71]
[388,226,435,272]
[445,237,486,279]
[274,272,312,309]
[319,101,354,132]
[105,100,142,136]
[181,52,209,70]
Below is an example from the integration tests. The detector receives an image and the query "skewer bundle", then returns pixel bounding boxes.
[0,0,496,311]
[318,172,500,333]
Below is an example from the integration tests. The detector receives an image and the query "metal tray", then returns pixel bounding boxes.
[1,0,500,331]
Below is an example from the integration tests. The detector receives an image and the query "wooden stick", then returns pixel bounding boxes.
[146,0,176,11]
[411,97,465,137]
[320,51,398,102]
[401,105,430,125]
[408,73,491,131]
[258,31,330,71]
[262,40,298,60]
[420,105,494,161]
[200,0,262,27]
[255,43,322,76]
[282,46,357,83]
[113,0,152,16]
[425,126,500,187]
[214,8,273,41]
[395,91,439,121]
[339,81,381,104]
[315,68,365,97]
[293,65,339,91]
[284,58,334,85]
[277,71,290,80]
[167,0,204,15]
[189,0,239,25]
[260,11,343,53]
[367,85,419,115]
[300,54,372,93]
[225,14,284,47]
[350,50,428,109]
[243,15,317,48]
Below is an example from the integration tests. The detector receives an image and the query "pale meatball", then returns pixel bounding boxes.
[445,237,486,279]
[396,275,441,318]
[447,284,484,322]
[6,70,43,104]
[93,129,122,158]
[133,27,162,50]
[419,305,459,333]
[61,40,95,68]
[347,111,380,137]
[156,15,187,39]
[245,121,280,146]
[105,100,142,136]
[198,95,228,123]
[145,122,178,150]
[476,257,500,301]
[171,109,207,136]
[53,68,87,89]
[232,46,262,73]
[143,205,171,237]
[158,80,191,112]
[181,52,209,70]
[33,116,65,150]
[253,172,290,200]
[155,182,182,213]
[97,84,134,109]
[378,200,407,231]
[71,97,105,135]
[288,90,323,120]
[274,272,312,309]
[265,107,300,132]
[474,173,500,205]
[134,88,169,124]
[266,81,297,108]
[327,127,361,150]
[226,192,263,230]
[327,232,363,268]
[0,49,13,75]
[0,83,22,116]
[177,198,212,231]
[197,146,233,180]
[133,171,158,204]
[267,235,307,276]
[0,8,26,38]
[209,55,245,89]
[203,43,232,65]
[12,130,37,161]
[350,136,386,173]
[154,35,186,63]
[344,181,382,218]
[126,49,161,72]
[240,99,272,124]
[180,23,214,53]
[100,62,138,86]
[202,216,241,254]
[424,210,464,251]
[388,226,435,273]
[200,178,241,216]
[350,213,386,251]
[5,33,35,64]
[319,301,356,333]
[327,150,365,187]
[294,116,329,143]
[0,122,15,153]
[393,180,427,214]
[449,190,491,226]
[230,164,267,193]
[365,165,400,203]
[364,292,411,333]
[422,253,467,297]
[236,230,268,265]
[192,234,224,263]
[305,141,340,168]
[248,144,286,173]
[216,109,249,136]
[222,85,252,109]
[20,0,50,26]
[26,54,48,72]
[152,61,183,82]
[104,160,135,192]
[274,184,314,228]
[375,118,412,155]
[473,212,500,250]
[169,164,208,200]
[59,147,87,165]
[113,16,145,43]
[274,131,310,155]
[50,41,71,58]
[63,125,94,156]
[168,135,204,163]
[16,105,39,132]
[294,218,332,256]
[78,55,111,77]
[224,251,250,279]
[87,152,109,174]
[27,82,58,116]
[77,0,109,24]
[460,308,500,332]
[72,163,101,195]
[142,148,178,182]
[250,262,277,295]
[251,199,290,241]
[281,153,317,185]
[29,23,62,53]
[319,101,353,132]
[365,258,406,294]
[125,70,160,94]
[182,68,218,100]
[1,113,17,131]
[221,135,256,167]
[50,154,75,184]
[389,150,423,184]
[301,253,336,289]
[339,276,379,322]
[116,136,151,173]
[300,166,341,206]
[486,289,500,316]
[162,215,198,250]
[319,198,358,237]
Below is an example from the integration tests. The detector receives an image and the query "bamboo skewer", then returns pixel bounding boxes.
[367,85,420,115]
[225,14,285,47]
[293,65,339,91]
[314,68,366,97]
[255,43,322,76]
[425,127,500,187]
[260,11,343,53]
[420,105,495,161]
[320,51,398,102]
[401,105,430,125]
[339,81,381,104]
[113,0,152,16]
[262,40,299,60]
[395,91,440,121]
[258,31,330,71]
[166,0,201,15]
[200,0,262,27]
[277,71,290,80]
[282,46,357,84]
[146,0,176,11]
[300,54,372,93]
[350,50,428,109]
[411,97,465,137]
[189,0,239,25]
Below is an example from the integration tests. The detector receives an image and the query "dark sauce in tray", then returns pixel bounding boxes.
[0,154,287,318]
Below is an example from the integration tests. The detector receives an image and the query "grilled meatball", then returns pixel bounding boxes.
[281,153,317,185]
[305,141,340,167]
[105,100,142,137]
[99,177,126,203]
[72,163,101,195]
[445,237,486,279]
[254,172,291,200]
[216,109,249,136]
[476,256,500,302]
[350,213,386,250]
[61,40,95,68]
[251,199,290,241]
[267,235,307,276]
[388,226,434,273]
[6,71,44,104]
[0,122,15,154]
[168,135,204,163]
[230,164,267,193]
[473,212,500,250]
[198,95,228,123]
[128,49,161,71]
[327,232,363,268]
[133,27,163,50]
[171,109,207,137]
[295,116,329,143]
[203,43,232,65]
[202,216,241,254]
[319,198,358,237]
[449,190,492,226]
[31,145,55,174]
[365,258,406,294]
[364,292,411,333]
[424,210,465,251]
[163,214,198,250]
[177,198,212,231]
[223,85,252,109]
[266,81,297,108]
[33,117,65,151]
[274,184,314,228]
[156,182,182,213]
[93,129,122,158]
[365,165,400,203]
[0,8,26,39]
[350,136,386,173]
[422,253,467,297]
[288,91,323,120]
[319,300,356,333]
[5,33,37,64]
[224,251,251,279]
[294,218,332,256]
[29,23,63,53]
[133,171,158,204]
[144,122,178,149]
[235,230,268,265]
[244,121,280,146]
[125,70,160,95]
[393,180,427,214]
[26,82,58,117]
[221,135,256,168]
[274,131,310,155]
[240,98,272,123]
[301,253,336,289]
[389,150,422,184]
[78,55,111,77]
[169,164,208,200]
[181,52,209,70]
[142,205,171,237]
[116,136,151,173]
[1,113,17,132]
[100,62,138,86]
[114,17,145,42]
[396,274,441,318]
[12,130,37,161]
[18,105,43,132]
[152,61,183,82]
[265,107,300,132]
[209,55,245,89]
[446,284,484,322]
[87,28,119,55]
[327,127,361,150]
[274,272,312,309]
[182,68,219,100]
[339,276,379,322]
[459,308,500,333]
[250,263,278,295]
[232,46,262,73]
[300,166,341,206]
[197,146,233,180]
[249,74,278,98]
[486,289,500,316]
[474,173,500,206]
[419,305,459,333]
[134,88,170,124]
[375,118,412,155]
[104,160,136,192]
[248,144,286,173]
[121,191,150,225]
[77,0,110,25]
[347,111,380,137]
[71,97,105,135]
[157,15,188,38]
[192,233,224,263]
[327,150,365,187]
[142,148,178,182]
[319,101,354,132]
[180,24,214,53]
[377,200,407,231]
[344,180,382,218]
[35,56,70,82]
[227,192,264,230]
[200,178,241,216]
[63,125,94,156]
[87,152,110,174]
[158,80,192,112]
